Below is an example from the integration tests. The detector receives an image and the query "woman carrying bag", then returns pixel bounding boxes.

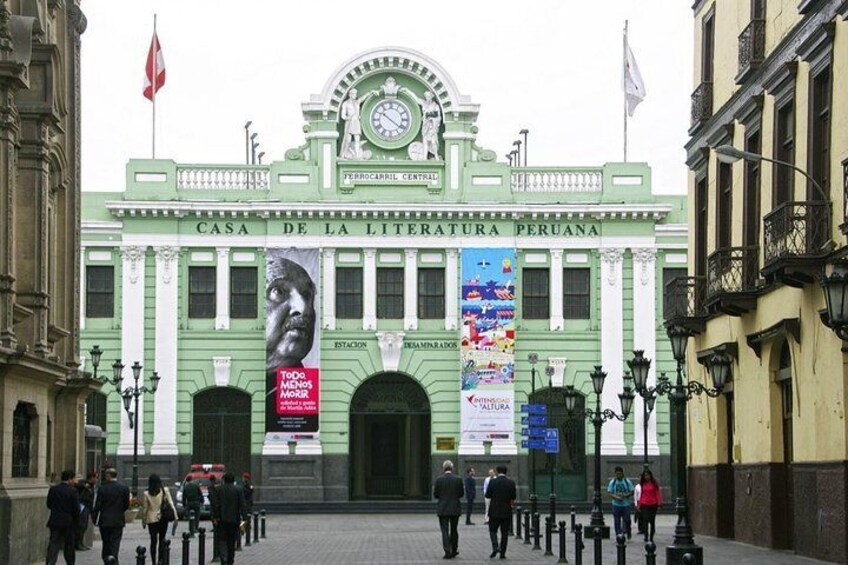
[140,473,177,564]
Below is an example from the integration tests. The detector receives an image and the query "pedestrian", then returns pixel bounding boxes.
[46,469,80,565]
[482,469,495,525]
[434,460,464,560]
[209,475,223,563]
[637,469,662,542]
[484,464,516,560]
[182,478,202,536]
[241,473,254,515]
[75,471,97,550]
[634,479,644,536]
[93,467,130,564]
[607,466,634,539]
[140,473,177,564]
[212,472,248,565]
[464,467,476,525]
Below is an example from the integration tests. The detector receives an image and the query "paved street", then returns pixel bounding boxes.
[72,513,830,564]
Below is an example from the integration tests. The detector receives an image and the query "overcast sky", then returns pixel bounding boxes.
[81,1,692,194]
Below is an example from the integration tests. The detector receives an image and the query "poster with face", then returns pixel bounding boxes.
[265,249,320,441]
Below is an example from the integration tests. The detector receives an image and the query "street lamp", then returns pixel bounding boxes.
[563,366,635,544]
[519,128,529,166]
[257,151,266,164]
[527,352,539,516]
[821,261,848,340]
[243,121,252,165]
[506,153,514,166]
[512,140,522,166]
[88,345,103,380]
[627,350,656,467]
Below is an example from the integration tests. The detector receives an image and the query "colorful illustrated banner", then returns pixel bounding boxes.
[265,248,320,442]
[460,248,516,441]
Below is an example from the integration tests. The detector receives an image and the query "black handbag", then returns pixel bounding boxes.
[160,495,176,523]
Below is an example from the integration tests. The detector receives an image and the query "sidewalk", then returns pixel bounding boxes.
[74,513,832,564]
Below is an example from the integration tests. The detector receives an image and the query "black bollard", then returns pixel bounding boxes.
[532,513,541,550]
[182,532,191,565]
[644,541,656,565]
[253,511,260,543]
[574,524,584,565]
[544,516,553,556]
[136,545,147,565]
[550,491,557,525]
[508,505,514,536]
[615,534,626,565]
[570,505,577,532]
[523,510,531,544]
[244,516,251,547]
[593,527,602,565]
[515,505,522,539]
[189,509,196,537]
[557,520,568,564]
[682,554,696,564]
[163,539,171,565]
[198,527,207,565]
[260,509,267,539]
[105,557,118,565]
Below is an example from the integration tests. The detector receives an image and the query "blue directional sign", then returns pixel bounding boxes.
[520,404,547,414]
[521,439,546,450]
[544,428,560,454]
[521,415,547,426]
[521,427,547,438]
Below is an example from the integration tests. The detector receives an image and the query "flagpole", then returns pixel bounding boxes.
[152,14,157,159]
[623,20,628,163]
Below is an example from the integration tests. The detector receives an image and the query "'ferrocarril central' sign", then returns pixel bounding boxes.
[342,171,440,185]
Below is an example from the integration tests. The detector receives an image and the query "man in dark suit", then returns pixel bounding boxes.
[434,460,464,559]
[93,468,130,564]
[485,464,517,559]
[463,467,476,525]
[212,472,247,565]
[46,469,80,565]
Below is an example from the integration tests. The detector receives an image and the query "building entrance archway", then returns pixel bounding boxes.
[193,388,252,476]
[350,373,431,500]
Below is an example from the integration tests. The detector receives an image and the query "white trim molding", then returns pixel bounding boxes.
[152,246,180,455]
[600,247,626,455]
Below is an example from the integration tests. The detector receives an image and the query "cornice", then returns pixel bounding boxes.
[81,220,123,235]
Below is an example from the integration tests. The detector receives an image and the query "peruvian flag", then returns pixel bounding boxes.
[143,32,165,101]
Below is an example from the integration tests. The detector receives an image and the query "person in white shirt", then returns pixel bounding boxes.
[634,481,644,535]
[482,469,495,524]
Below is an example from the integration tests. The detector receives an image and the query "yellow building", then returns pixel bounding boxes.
[671,1,848,562]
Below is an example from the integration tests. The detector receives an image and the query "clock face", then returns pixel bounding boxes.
[370,100,412,140]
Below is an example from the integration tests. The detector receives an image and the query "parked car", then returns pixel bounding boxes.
[174,463,225,519]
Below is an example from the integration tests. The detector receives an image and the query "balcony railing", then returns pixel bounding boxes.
[176,165,270,190]
[663,276,706,329]
[763,200,831,267]
[737,19,766,82]
[690,82,713,128]
[511,168,602,192]
[707,246,760,299]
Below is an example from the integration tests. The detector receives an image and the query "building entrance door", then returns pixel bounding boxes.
[193,388,252,476]
[530,388,587,500]
[350,373,431,500]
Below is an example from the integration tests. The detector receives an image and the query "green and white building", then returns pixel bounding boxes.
[80,47,686,502]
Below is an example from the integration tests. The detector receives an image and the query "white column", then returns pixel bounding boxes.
[600,247,626,455]
[322,248,336,330]
[445,249,458,331]
[79,246,86,330]
[363,248,376,330]
[118,246,146,456]
[404,249,418,331]
[215,248,230,330]
[550,249,564,331]
[152,247,179,455]
[631,247,660,457]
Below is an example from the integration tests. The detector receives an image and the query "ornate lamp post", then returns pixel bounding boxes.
[627,350,656,467]
[563,366,635,541]
[821,261,848,340]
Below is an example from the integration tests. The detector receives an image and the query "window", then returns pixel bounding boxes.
[188,266,216,319]
[418,268,445,319]
[701,10,715,83]
[522,268,549,319]
[663,268,688,290]
[86,266,114,318]
[808,66,831,201]
[695,176,709,277]
[336,267,363,319]
[717,162,733,249]
[377,268,404,319]
[12,402,36,478]
[230,267,258,319]
[773,101,795,206]
[743,129,762,247]
[777,341,793,463]
[85,392,108,431]
[563,268,590,319]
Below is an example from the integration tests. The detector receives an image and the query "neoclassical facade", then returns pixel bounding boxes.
[81,47,686,504]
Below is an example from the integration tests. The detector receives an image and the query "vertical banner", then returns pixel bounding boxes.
[460,248,516,441]
[265,249,321,442]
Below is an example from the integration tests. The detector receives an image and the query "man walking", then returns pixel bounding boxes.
[607,466,634,539]
[212,472,248,565]
[485,465,516,559]
[93,468,130,564]
[75,471,97,551]
[482,469,495,524]
[46,470,80,565]
[463,467,476,525]
[434,460,464,559]
[182,478,202,536]
[241,473,255,515]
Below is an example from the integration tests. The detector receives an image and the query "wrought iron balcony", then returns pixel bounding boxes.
[690,82,713,129]
[737,19,765,83]
[763,200,832,287]
[663,276,706,333]
[706,246,760,315]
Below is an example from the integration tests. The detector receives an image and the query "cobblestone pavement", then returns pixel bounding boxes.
[73,513,830,564]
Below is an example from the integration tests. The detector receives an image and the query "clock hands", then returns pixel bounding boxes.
[381,110,403,129]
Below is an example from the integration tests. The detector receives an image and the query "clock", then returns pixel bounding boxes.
[370,99,412,140]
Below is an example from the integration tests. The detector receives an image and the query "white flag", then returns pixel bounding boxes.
[624,40,646,117]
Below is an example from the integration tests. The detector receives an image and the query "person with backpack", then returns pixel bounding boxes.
[606,466,634,539]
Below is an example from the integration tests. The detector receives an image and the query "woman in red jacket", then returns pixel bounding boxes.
[637,469,662,542]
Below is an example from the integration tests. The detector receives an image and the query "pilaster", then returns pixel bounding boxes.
[445,249,458,331]
[404,249,418,331]
[322,248,336,330]
[363,248,376,330]
[215,247,230,330]
[631,247,659,457]
[79,246,86,330]
[550,249,564,331]
[118,245,146,455]
[600,247,626,455]
[152,246,179,455]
